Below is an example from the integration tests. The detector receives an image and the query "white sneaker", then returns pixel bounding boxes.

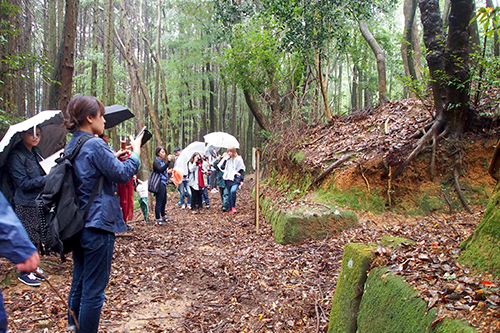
[181,204,186,209]
[211,188,219,193]
[187,204,191,209]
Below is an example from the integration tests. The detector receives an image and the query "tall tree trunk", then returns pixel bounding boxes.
[208,61,216,133]
[43,0,57,109]
[402,0,419,82]
[16,2,26,116]
[243,90,269,132]
[315,51,333,124]
[102,0,114,106]
[359,20,389,105]
[48,0,78,112]
[115,0,162,148]
[419,0,447,116]
[444,0,473,135]
[90,0,98,96]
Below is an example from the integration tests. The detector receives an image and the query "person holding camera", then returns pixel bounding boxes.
[187,152,206,213]
[219,146,245,214]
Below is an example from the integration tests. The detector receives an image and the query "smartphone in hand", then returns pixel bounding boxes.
[136,126,152,146]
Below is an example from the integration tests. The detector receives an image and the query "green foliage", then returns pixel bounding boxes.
[473,6,500,39]
[221,15,286,92]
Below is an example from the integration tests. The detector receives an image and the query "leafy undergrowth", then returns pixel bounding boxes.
[0,178,499,332]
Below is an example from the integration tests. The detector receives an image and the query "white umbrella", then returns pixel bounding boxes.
[173,141,206,176]
[204,132,240,149]
[0,110,66,167]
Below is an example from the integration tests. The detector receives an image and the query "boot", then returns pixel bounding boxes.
[156,218,165,226]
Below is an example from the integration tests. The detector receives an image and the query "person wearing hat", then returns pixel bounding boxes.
[173,147,192,209]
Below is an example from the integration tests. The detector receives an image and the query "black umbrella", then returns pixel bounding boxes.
[104,105,135,129]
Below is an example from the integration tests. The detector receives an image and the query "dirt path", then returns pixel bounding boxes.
[0,176,495,332]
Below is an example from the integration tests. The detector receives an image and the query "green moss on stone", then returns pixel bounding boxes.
[432,318,476,333]
[460,185,500,277]
[328,243,374,333]
[357,267,437,333]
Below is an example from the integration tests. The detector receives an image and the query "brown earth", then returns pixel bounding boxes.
[1,176,499,332]
[1,99,500,332]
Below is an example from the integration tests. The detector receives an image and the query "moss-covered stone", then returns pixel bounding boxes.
[357,267,437,333]
[460,185,500,277]
[271,205,358,244]
[432,318,477,333]
[327,243,374,333]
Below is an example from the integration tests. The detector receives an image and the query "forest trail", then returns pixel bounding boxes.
[0,175,497,332]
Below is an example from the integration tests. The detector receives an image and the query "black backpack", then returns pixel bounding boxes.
[37,135,103,261]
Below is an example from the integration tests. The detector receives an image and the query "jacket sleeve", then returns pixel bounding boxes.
[0,192,37,264]
[8,153,46,191]
[90,139,141,184]
[153,159,170,173]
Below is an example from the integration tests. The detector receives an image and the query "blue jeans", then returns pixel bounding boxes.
[202,187,209,206]
[0,291,7,333]
[68,228,115,333]
[225,181,240,209]
[177,181,191,205]
[154,184,167,219]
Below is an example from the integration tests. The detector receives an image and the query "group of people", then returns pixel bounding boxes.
[151,144,246,225]
[0,95,143,333]
[0,94,247,333]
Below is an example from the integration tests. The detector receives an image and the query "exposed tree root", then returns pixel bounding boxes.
[392,113,473,213]
[310,153,355,187]
[392,113,445,179]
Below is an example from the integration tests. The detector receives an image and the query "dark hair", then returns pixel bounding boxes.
[155,146,166,156]
[21,126,42,136]
[64,95,105,133]
[174,147,181,153]
[189,152,200,163]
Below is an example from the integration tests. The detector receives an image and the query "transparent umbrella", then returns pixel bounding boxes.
[203,132,240,149]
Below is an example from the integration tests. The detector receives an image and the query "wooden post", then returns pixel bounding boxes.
[255,149,260,233]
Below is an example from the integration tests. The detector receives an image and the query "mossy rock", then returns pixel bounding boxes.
[357,267,437,333]
[433,318,476,333]
[270,205,358,244]
[460,185,500,277]
[328,243,374,333]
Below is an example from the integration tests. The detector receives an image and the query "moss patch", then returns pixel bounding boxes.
[328,243,374,333]
[433,318,477,333]
[460,185,500,277]
[260,197,358,244]
[379,236,414,248]
[357,267,437,333]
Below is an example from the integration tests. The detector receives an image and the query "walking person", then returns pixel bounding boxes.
[219,146,245,214]
[7,126,46,286]
[63,95,143,333]
[187,152,205,213]
[0,191,40,333]
[133,175,149,223]
[212,154,230,211]
[153,146,173,225]
[173,147,191,209]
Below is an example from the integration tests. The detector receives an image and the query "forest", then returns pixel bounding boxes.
[2,0,500,332]
[3,0,498,171]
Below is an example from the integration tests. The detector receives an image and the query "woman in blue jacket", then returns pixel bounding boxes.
[7,126,46,286]
[64,95,143,333]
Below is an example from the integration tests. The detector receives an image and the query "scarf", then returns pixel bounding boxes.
[197,160,205,188]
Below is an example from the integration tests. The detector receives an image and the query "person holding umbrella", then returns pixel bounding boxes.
[219,146,245,214]
[63,95,142,333]
[7,126,46,286]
